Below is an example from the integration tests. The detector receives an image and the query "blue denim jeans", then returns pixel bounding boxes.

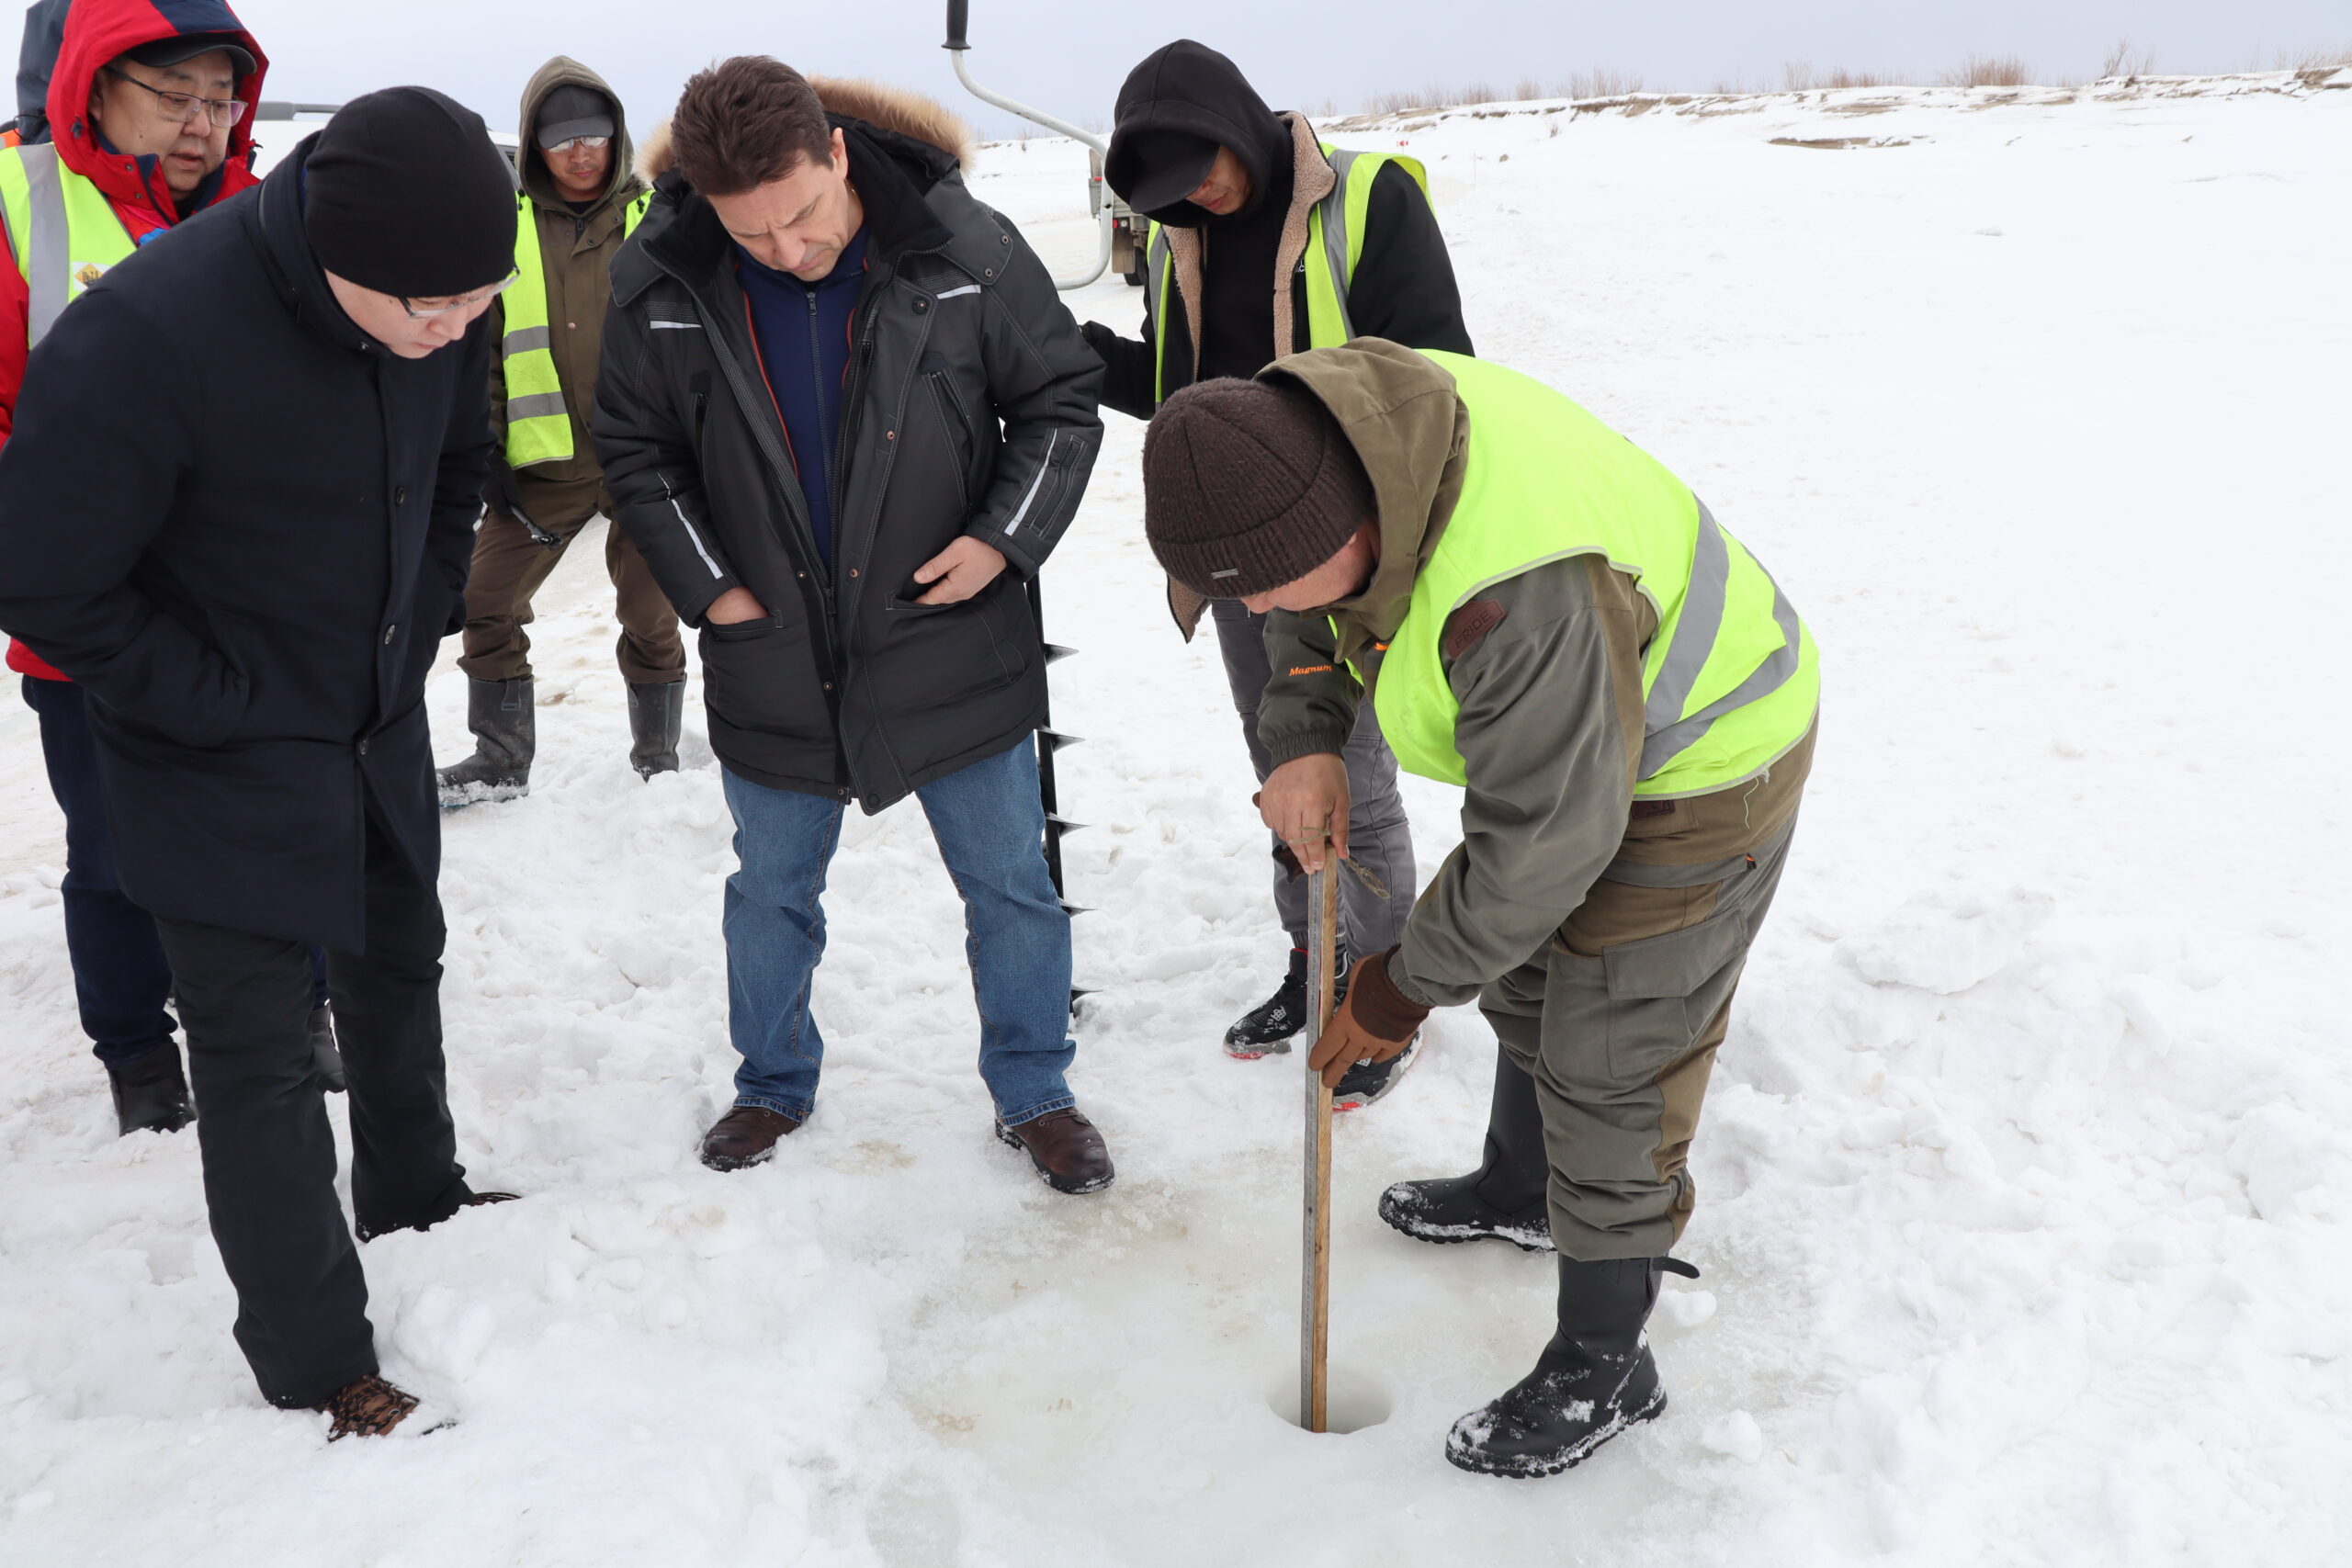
[721,737,1075,1126]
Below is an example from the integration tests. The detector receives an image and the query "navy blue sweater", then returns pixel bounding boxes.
[733,230,870,566]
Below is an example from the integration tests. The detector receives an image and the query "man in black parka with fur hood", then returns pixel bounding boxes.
[595,58,1110,1186]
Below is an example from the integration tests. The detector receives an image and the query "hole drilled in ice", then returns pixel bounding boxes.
[1263,1366,1394,1434]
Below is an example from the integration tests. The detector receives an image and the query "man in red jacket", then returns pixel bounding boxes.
[0,0,318,1134]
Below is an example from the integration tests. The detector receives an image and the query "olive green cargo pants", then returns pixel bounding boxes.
[455,473,685,687]
[1480,722,1815,1261]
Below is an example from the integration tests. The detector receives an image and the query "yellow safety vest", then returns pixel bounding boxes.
[1145,143,1430,406]
[0,142,140,346]
[1368,352,1820,799]
[502,187,651,468]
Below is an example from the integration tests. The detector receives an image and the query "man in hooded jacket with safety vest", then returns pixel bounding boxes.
[1142,339,1819,1478]
[0,0,331,1135]
[1084,38,1472,1101]
[435,57,685,804]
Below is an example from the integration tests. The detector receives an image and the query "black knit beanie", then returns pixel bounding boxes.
[303,87,516,298]
[1143,378,1375,598]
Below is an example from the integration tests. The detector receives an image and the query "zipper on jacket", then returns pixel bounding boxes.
[927,371,973,513]
[672,280,840,660]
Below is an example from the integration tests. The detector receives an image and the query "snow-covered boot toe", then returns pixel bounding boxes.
[108,1043,194,1136]
[1445,1256,1687,1479]
[312,1374,448,1440]
[1378,1045,1552,1249]
[436,678,534,807]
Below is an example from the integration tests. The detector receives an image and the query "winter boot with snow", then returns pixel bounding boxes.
[1224,944,1308,1057]
[1378,1045,1553,1250]
[627,680,685,778]
[996,1107,1115,1194]
[312,1373,436,1439]
[435,678,534,807]
[307,1004,345,1094]
[1444,1254,1692,1478]
[1334,1031,1421,1111]
[108,1042,194,1136]
[700,1106,802,1171]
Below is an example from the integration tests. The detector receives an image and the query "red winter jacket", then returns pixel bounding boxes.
[2,0,267,681]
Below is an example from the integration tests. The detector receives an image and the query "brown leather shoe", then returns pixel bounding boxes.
[701,1106,802,1171]
[996,1107,1114,1195]
[315,1374,421,1440]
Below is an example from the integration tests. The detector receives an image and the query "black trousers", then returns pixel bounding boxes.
[22,675,175,1067]
[154,808,470,1408]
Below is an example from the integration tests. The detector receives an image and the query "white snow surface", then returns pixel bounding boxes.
[4,77,2349,1566]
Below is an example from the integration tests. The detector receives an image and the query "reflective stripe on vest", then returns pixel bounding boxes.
[503,188,651,468]
[0,143,140,348]
[1146,144,1430,407]
[1366,351,1819,799]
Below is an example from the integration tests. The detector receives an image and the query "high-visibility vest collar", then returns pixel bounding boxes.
[1145,143,1430,408]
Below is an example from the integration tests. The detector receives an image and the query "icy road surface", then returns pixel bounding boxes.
[3,74,2347,1567]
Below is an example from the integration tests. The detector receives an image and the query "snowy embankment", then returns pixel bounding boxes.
[2,73,2347,1567]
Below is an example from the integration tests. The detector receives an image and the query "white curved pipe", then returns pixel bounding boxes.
[951,51,1114,290]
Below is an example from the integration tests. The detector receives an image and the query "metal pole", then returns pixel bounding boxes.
[944,4,1115,291]
[1301,863,1338,1432]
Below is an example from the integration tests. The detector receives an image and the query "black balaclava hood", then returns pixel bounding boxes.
[1104,39,1290,229]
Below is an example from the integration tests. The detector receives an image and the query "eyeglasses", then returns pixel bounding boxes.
[400,270,520,320]
[544,135,611,154]
[103,65,248,129]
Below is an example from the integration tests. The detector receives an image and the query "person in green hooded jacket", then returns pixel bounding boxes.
[1142,338,1818,1479]
[437,57,685,805]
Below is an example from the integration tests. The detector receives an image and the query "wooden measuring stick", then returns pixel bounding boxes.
[1301,862,1338,1432]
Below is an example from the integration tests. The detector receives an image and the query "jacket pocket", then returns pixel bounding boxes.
[696,622,829,742]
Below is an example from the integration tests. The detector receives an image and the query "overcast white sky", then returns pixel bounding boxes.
[234,0,2348,140]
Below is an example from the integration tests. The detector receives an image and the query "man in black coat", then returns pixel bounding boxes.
[595,59,1109,1188]
[0,87,519,1438]
[1084,39,1475,1097]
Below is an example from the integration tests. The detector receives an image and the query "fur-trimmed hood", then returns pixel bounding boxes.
[637,77,973,184]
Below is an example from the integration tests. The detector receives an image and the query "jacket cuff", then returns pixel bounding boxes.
[1388,933,1481,1010]
[970,521,1040,580]
[1354,948,1433,1039]
[1263,725,1351,769]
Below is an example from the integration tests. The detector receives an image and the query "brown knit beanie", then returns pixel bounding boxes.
[1143,378,1375,599]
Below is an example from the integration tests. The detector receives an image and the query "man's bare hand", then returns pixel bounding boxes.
[705,586,769,626]
[1258,752,1350,874]
[912,536,1008,605]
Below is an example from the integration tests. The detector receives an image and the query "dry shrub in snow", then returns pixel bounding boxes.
[1782,62,1905,90]
[1942,53,2034,88]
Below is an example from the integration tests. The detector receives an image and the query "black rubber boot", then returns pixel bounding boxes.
[308,1004,346,1094]
[1445,1254,1690,1479]
[435,678,534,807]
[627,680,685,778]
[1223,944,1308,1058]
[1378,1045,1553,1249]
[109,1042,194,1136]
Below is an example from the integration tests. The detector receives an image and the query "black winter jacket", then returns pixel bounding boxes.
[595,110,1102,812]
[0,139,492,950]
[1090,39,1472,418]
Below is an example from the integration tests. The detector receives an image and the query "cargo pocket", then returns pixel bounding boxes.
[1598,911,1750,1083]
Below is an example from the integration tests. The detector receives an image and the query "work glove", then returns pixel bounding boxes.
[1306,948,1430,1089]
